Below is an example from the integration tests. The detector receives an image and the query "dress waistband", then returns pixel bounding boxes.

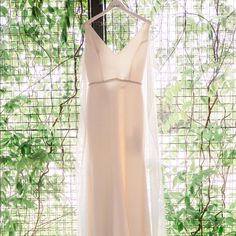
[88,78,142,86]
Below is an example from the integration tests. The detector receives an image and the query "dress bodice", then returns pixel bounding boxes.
[84,21,151,86]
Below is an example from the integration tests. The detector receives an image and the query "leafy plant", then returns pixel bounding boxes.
[0,0,86,234]
[0,0,235,235]
[154,0,236,235]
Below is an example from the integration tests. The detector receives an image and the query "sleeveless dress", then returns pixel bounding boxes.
[79,20,156,236]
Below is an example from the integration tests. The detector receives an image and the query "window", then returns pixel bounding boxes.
[0,0,235,235]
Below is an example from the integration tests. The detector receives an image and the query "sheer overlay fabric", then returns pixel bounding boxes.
[75,22,167,236]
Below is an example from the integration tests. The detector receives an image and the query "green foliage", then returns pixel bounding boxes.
[158,1,236,234]
[0,0,235,235]
[0,0,85,234]
[0,5,8,16]
[0,121,63,234]
[3,96,30,113]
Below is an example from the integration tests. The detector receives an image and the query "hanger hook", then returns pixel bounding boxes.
[110,0,130,9]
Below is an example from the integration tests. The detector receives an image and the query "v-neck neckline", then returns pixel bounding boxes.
[85,21,150,57]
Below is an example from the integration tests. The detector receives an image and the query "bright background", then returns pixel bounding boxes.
[0,0,235,235]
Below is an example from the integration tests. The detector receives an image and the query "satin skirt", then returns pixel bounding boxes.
[86,79,151,236]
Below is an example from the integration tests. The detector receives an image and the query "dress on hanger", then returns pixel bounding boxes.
[75,20,167,236]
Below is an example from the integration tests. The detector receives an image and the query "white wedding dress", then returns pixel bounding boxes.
[75,20,167,236]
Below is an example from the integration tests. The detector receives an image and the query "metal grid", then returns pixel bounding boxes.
[0,0,84,235]
[149,0,236,235]
[0,0,235,235]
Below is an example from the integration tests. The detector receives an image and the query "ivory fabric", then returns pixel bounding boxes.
[78,20,162,236]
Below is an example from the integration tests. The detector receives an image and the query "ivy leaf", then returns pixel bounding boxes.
[61,24,67,43]
[21,198,35,208]
[65,15,70,27]
[32,6,41,19]
[207,24,213,40]
[178,221,184,232]
[200,96,208,104]
[20,141,32,156]
[22,9,28,18]
[218,225,224,235]
[0,137,10,147]
[0,190,7,201]
[225,216,236,226]
[173,170,186,187]
[47,15,52,24]
[202,168,217,177]
[4,96,30,113]
[0,50,10,59]
[31,149,48,161]
[28,0,34,7]
[207,204,214,211]
[9,229,16,236]
[190,185,194,195]
[185,195,191,207]
[17,158,28,170]
[47,5,55,13]
[16,181,24,195]
[191,169,217,186]
[0,5,8,16]
[222,150,236,166]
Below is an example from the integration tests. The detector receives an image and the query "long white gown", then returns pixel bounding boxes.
[75,20,167,236]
